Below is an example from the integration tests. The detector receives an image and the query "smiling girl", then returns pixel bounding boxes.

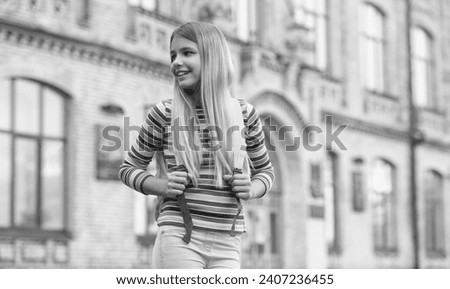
[119,22,274,269]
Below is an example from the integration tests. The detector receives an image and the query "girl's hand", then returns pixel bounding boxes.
[223,174,253,200]
[165,171,189,199]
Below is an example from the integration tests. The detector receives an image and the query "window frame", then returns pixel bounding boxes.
[0,78,69,239]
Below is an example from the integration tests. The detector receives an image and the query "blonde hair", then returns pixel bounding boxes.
[169,22,248,187]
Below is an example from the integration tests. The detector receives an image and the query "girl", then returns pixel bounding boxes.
[119,22,274,269]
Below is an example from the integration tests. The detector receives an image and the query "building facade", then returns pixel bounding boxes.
[0,0,449,268]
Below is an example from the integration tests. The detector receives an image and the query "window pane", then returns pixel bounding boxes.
[373,9,383,39]
[41,140,65,230]
[413,28,428,58]
[0,133,11,227]
[141,0,156,10]
[304,0,314,11]
[425,171,445,252]
[413,60,428,106]
[324,153,337,249]
[14,138,38,227]
[43,87,65,138]
[15,80,40,135]
[367,41,376,89]
[366,6,375,36]
[0,80,11,130]
[316,0,326,14]
[316,17,327,69]
[305,11,314,29]
[375,42,384,90]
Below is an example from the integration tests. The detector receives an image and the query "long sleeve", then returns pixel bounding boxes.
[118,101,168,194]
[243,101,275,197]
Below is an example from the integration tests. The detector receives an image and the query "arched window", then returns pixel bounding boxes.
[0,78,68,232]
[371,159,397,252]
[241,119,283,268]
[424,170,445,257]
[412,27,435,108]
[359,3,385,92]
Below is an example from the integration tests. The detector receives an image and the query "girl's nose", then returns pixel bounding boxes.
[172,56,183,66]
[174,60,183,67]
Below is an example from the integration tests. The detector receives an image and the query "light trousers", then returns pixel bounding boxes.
[152,225,242,269]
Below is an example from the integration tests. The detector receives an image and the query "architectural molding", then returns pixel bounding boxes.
[323,110,450,152]
[322,110,409,142]
[138,8,247,47]
[251,90,307,132]
[0,18,172,80]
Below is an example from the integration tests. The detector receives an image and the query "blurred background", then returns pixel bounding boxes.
[0,0,449,269]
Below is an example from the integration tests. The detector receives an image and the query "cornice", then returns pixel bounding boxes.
[139,9,247,48]
[322,111,450,152]
[0,18,172,80]
[322,110,410,142]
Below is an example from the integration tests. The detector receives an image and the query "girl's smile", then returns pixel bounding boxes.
[170,36,201,91]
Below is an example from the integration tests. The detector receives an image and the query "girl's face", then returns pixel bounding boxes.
[170,36,201,91]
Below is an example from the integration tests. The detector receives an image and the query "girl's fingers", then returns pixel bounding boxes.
[223,174,232,180]
[172,171,188,177]
[224,174,250,186]
[169,174,189,185]
[169,182,185,191]
[235,192,251,200]
[167,190,184,198]
[232,186,250,192]
[231,179,250,186]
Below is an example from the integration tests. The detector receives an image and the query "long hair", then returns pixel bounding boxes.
[169,22,248,187]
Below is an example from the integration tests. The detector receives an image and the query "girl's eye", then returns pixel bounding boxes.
[184,51,193,56]
[170,55,175,62]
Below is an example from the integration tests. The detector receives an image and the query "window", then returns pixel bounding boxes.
[352,158,365,212]
[324,152,340,253]
[134,194,158,243]
[129,0,158,12]
[412,27,435,107]
[371,159,396,252]
[0,78,67,232]
[424,170,445,257]
[359,4,385,92]
[254,0,270,42]
[236,0,250,40]
[241,128,283,268]
[293,0,328,70]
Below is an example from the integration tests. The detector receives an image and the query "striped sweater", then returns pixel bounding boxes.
[118,99,274,233]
